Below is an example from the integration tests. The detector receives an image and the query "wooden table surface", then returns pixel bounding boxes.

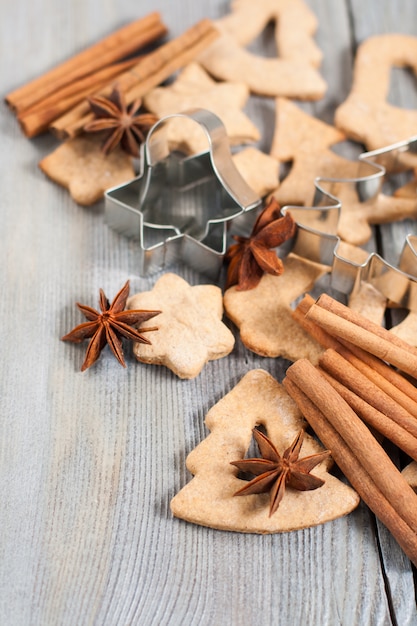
[2,0,417,624]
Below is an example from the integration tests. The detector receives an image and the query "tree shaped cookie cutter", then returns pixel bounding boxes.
[104,108,261,279]
[284,135,417,312]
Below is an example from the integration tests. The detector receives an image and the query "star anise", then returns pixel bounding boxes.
[224,197,296,290]
[84,87,158,157]
[231,428,330,516]
[62,280,161,371]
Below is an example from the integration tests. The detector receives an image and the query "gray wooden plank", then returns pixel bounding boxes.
[338,1,417,622]
[1,0,416,625]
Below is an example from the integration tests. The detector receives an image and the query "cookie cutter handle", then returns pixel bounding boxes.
[143,108,261,211]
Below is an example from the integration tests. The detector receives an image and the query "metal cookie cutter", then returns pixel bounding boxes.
[284,135,417,312]
[104,109,261,279]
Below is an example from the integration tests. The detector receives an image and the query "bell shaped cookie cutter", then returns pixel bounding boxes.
[104,108,261,279]
[284,135,417,312]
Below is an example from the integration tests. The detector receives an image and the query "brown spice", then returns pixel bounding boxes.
[225,198,296,290]
[305,293,417,378]
[50,19,219,140]
[231,428,330,516]
[17,58,142,138]
[288,293,417,566]
[5,13,167,115]
[62,280,160,371]
[84,88,158,156]
[319,348,417,440]
[283,375,417,568]
[284,359,417,534]
[317,365,417,462]
[293,293,417,413]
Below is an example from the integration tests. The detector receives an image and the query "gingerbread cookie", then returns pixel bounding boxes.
[271,98,417,245]
[232,147,279,198]
[390,312,417,348]
[403,462,417,492]
[39,134,135,205]
[394,178,417,199]
[142,63,260,154]
[128,273,235,379]
[223,253,328,362]
[347,282,387,326]
[171,369,359,532]
[218,0,323,66]
[335,34,417,151]
[197,0,326,99]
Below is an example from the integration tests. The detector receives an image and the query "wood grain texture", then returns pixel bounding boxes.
[1,0,417,624]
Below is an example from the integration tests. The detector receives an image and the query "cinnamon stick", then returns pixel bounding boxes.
[317,366,417,462]
[305,296,417,378]
[293,294,417,412]
[17,57,141,137]
[50,19,219,139]
[283,375,417,568]
[337,341,417,419]
[338,337,417,407]
[292,294,341,351]
[316,294,417,358]
[319,348,417,439]
[285,359,417,535]
[6,12,167,114]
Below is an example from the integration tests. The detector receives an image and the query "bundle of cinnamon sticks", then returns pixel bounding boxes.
[5,13,219,139]
[284,293,417,567]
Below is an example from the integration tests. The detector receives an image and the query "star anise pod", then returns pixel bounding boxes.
[84,87,158,157]
[62,280,161,371]
[231,428,330,516]
[224,197,296,290]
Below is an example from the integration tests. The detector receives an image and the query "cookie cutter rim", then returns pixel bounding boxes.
[104,108,261,279]
[283,134,417,312]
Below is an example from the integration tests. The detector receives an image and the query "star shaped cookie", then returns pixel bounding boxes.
[171,369,359,533]
[128,273,235,379]
[142,63,260,154]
